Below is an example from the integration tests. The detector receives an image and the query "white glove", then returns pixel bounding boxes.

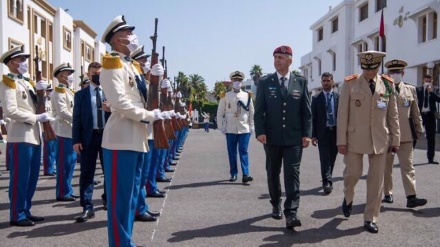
[169,110,176,118]
[250,128,255,136]
[36,80,48,90]
[0,119,6,125]
[36,113,53,122]
[162,111,171,120]
[176,112,181,119]
[181,114,186,119]
[152,109,163,121]
[176,91,182,98]
[151,64,164,76]
[160,79,171,89]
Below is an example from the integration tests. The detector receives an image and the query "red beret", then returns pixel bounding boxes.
[273,45,292,56]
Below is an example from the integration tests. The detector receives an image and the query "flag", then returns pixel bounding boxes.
[379,10,385,38]
[188,102,193,117]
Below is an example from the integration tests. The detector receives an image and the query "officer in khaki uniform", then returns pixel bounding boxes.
[217,71,254,183]
[382,59,427,208]
[0,46,52,226]
[51,63,77,201]
[337,50,400,233]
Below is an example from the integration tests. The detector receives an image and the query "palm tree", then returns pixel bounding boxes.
[250,64,263,86]
[188,74,207,101]
[176,71,190,100]
[213,81,226,101]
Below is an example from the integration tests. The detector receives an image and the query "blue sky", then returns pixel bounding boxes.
[47,0,342,90]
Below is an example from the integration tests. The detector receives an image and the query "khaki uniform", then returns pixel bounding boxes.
[384,82,422,196]
[217,90,254,134]
[337,73,400,222]
[51,86,74,138]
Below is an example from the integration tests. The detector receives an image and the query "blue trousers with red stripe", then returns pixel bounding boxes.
[43,139,56,174]
[164,139,174,170]
[145,140,159,195]
[154,148,167,179]
[103,148,143,247]
[55,136,77,199]
[136,150,152,216]
[8,142,41,222]
[171,131,180,160]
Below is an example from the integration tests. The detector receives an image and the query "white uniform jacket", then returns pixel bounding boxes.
[217,90,254,134]
[51,85,74,138]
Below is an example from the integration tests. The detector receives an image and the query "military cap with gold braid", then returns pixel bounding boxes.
[0,45,30,64]
[130,45,150,60]
[229,71,245,80]
[357,50,386,70]
[101,15,135,43]
[385,59,407,71]
[53,63,75,77]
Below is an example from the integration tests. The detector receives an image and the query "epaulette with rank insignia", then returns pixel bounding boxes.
[2,74,16,89]
[55,86,66,94]
[381,74,394,84]
[381,74,394,96]
[102,53,122,70]
[26,78,36,88]
[132,60,143,74]
[344,74,358,82]
[220,92,225,98]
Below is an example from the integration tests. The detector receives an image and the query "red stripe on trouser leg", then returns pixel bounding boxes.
[11,143,19,221]
[111,150,120,246]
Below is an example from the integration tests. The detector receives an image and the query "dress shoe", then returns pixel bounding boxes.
[342,198,352,217]
[272,205,283,220]
[156,177,172,183]
[102,199,107,211]
[242,175,253,183]
[56,196,76,202]
[135,213,157,222]
[70,193,80,199]
[406,197,427,208]
[75,210,95,223]
[10,219,35,227]
[27,215,44,222]
[323,184,333,194]
[285,215,302,229]
[364,221,379,233]
[147,192,165,198]
[93,179,101,185]
[158,190,166,194]
[165,168,175,172]
[171,161,178,166]
[44,172,56,176]
[428,159,439,164]
[174,156,181,160]
[229,175,237,182]
[147,210,161,217]
[382,194,393,203]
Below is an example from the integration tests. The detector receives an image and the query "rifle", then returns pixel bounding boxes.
[148,18,169,149]
[34,45,56,141]
[159,46,177,140]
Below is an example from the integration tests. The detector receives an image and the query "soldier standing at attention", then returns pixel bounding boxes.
[382,59,427,208]
[337,51,400,233]
[217,71,254,183]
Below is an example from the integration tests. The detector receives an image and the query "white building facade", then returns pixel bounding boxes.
[0,0,106,91]
[301,0,440,95]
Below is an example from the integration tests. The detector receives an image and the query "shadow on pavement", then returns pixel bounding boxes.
[311,203,366,219]
[166,180,244,190]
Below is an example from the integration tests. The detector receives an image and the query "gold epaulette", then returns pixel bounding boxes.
[2,75,16,89]
[102,54,123,70]
[248,91,254,98]
[132,60,143,74]
[55,86,66,93]
[344,74,358,82]
[220,92,225,98]
[28,79,36,88]
[381,74,394,84]
[70,89,75,94]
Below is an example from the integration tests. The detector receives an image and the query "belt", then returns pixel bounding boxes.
[326,126,336,131]
[93,129,104,134]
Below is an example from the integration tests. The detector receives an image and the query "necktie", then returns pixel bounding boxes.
[326,93,334,126]
[280,77,287,96]
[369,79,375,94]
[95,87,103,129]
[424,88,429,108]
[395,85,400,94]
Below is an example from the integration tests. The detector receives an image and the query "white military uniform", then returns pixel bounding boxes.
[51,86,74,138]
[217,90,254,134]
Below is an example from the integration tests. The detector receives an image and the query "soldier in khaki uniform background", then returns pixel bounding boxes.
[217,71,254,183]
[337,50,400,233]
[51,63,77,202]
[382,59,427,208]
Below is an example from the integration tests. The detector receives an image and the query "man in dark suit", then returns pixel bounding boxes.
[254,45,312,229]
[72,62,109,222]
[311,72,339,194]
[417,74,440,164]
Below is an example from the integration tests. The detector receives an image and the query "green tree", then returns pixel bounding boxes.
[250,64,263,86]
[176,71,190,100]
[188,74,207,101]
[213,81,226,101]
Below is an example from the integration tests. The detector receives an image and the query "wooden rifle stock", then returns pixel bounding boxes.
[34,45,56,141]
[159,46,176,140]
[149,18,169,149]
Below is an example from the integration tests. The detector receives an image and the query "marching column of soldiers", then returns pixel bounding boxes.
[0,13,437,247]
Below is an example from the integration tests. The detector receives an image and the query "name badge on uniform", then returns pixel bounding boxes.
[22,91,27,99]
[129,77,135,87]
[403,99,410,107]
[377,100,387,109]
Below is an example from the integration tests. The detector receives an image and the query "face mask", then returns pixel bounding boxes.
[233,81,242,90]
[424,82,432,87]
[122,34,139,53]
[17,61,28,74]
[142,63,150,74]
[390,74,402,83]
[66,74,74,84]
[91,74,100,85]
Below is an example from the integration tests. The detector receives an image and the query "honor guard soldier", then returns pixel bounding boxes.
[52,63,78,202]
[0,45,52,226]
[382,59,427,208]
[100,15,163,247]
[43,85,56,176]
[217,70,254,183]
[337,51,400,233]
